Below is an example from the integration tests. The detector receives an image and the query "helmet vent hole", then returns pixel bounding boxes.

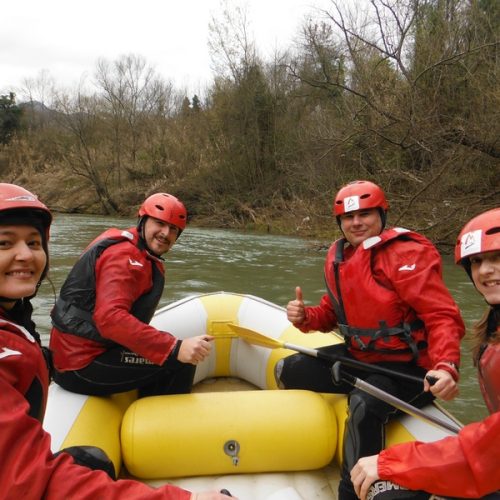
[360,194,370,199]
[486,227,500,235]
[154,204,165,212]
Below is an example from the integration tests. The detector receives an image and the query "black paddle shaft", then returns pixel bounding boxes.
[332,362,461,434]
[314,349,437,386]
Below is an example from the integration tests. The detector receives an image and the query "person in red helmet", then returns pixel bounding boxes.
[0,183,232,499]
[275,180,465,500]
[50,192,213,397]
[351,207,500,500]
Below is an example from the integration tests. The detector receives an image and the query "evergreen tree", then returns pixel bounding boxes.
[191,95,201,112]
[0,93,23,145]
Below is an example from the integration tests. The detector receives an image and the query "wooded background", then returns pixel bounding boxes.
[1,0,498,250]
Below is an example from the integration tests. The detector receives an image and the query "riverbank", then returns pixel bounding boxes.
[17,169,337,244]
[13,169,456,254]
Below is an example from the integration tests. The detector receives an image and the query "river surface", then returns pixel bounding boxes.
[33,213,488,425]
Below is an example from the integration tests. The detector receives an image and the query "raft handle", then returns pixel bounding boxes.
[223,439,240,466]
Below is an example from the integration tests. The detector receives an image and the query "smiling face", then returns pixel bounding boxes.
[470,250,500,306]
[339,208,383,247]
[143,216,180,256]
[0,225,47,308]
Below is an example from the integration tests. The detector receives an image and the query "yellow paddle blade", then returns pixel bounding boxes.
[226,323,285,349]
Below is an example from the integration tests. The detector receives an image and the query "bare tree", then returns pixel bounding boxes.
[208,1,257,83]
[20,70,57,131]
[52,87,119,214]
[94,54,168,184]
[287,0,499,236]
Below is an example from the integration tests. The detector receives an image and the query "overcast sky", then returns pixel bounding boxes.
[1,0,337,99]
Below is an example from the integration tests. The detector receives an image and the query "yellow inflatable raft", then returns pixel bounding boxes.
[44,292,461,500]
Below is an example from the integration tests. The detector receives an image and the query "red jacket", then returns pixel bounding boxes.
[0,309,191,499]
[377,316,500,496]
[478,332,500,414]
[297,228,465,374]
[377,411,500,497]
[50,228,178,371]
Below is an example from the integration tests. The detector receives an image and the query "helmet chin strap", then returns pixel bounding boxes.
[378,208,387,230]
[137,216,163,259]
[0,297,19,304]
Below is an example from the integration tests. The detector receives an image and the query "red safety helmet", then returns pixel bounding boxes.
[333,180,389,216]
[455,208,500,266]
[0,183,52,294]
[0,183,52,239]
[138,193,187,231]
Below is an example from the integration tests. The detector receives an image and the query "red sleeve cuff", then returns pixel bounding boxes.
[433,361,460,382]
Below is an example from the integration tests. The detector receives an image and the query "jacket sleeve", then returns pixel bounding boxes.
[377,239,465,372]
[377,411,500,497]
[92,244,177,365]
[297,293,339,333]
[0,363,191,499]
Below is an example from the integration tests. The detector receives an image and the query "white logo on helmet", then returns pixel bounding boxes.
[6,195,37,202]
[344,196,360,212]
[461,229,482,258]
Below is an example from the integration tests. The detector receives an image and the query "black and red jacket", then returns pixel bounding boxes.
[50,227,178,372]
[0,307,191,498]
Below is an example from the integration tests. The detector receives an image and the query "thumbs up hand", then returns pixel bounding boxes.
[287,286,306,325]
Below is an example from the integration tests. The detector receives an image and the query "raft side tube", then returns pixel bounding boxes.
[44,384,136,476]
[121,389,338,479]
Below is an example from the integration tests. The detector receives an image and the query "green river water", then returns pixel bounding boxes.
[33,213,488,425]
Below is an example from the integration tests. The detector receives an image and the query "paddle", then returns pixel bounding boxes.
[331,362,462,435]
[227,323,437,387]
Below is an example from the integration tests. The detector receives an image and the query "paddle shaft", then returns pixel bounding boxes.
[337,369,461,435]
[283,342,434,386]
[226,323,435,387]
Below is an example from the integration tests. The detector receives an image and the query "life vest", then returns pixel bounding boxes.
[325,228,428,359]
[0,317,48,422]
[50,228,164,346]
[477,311,500,414]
